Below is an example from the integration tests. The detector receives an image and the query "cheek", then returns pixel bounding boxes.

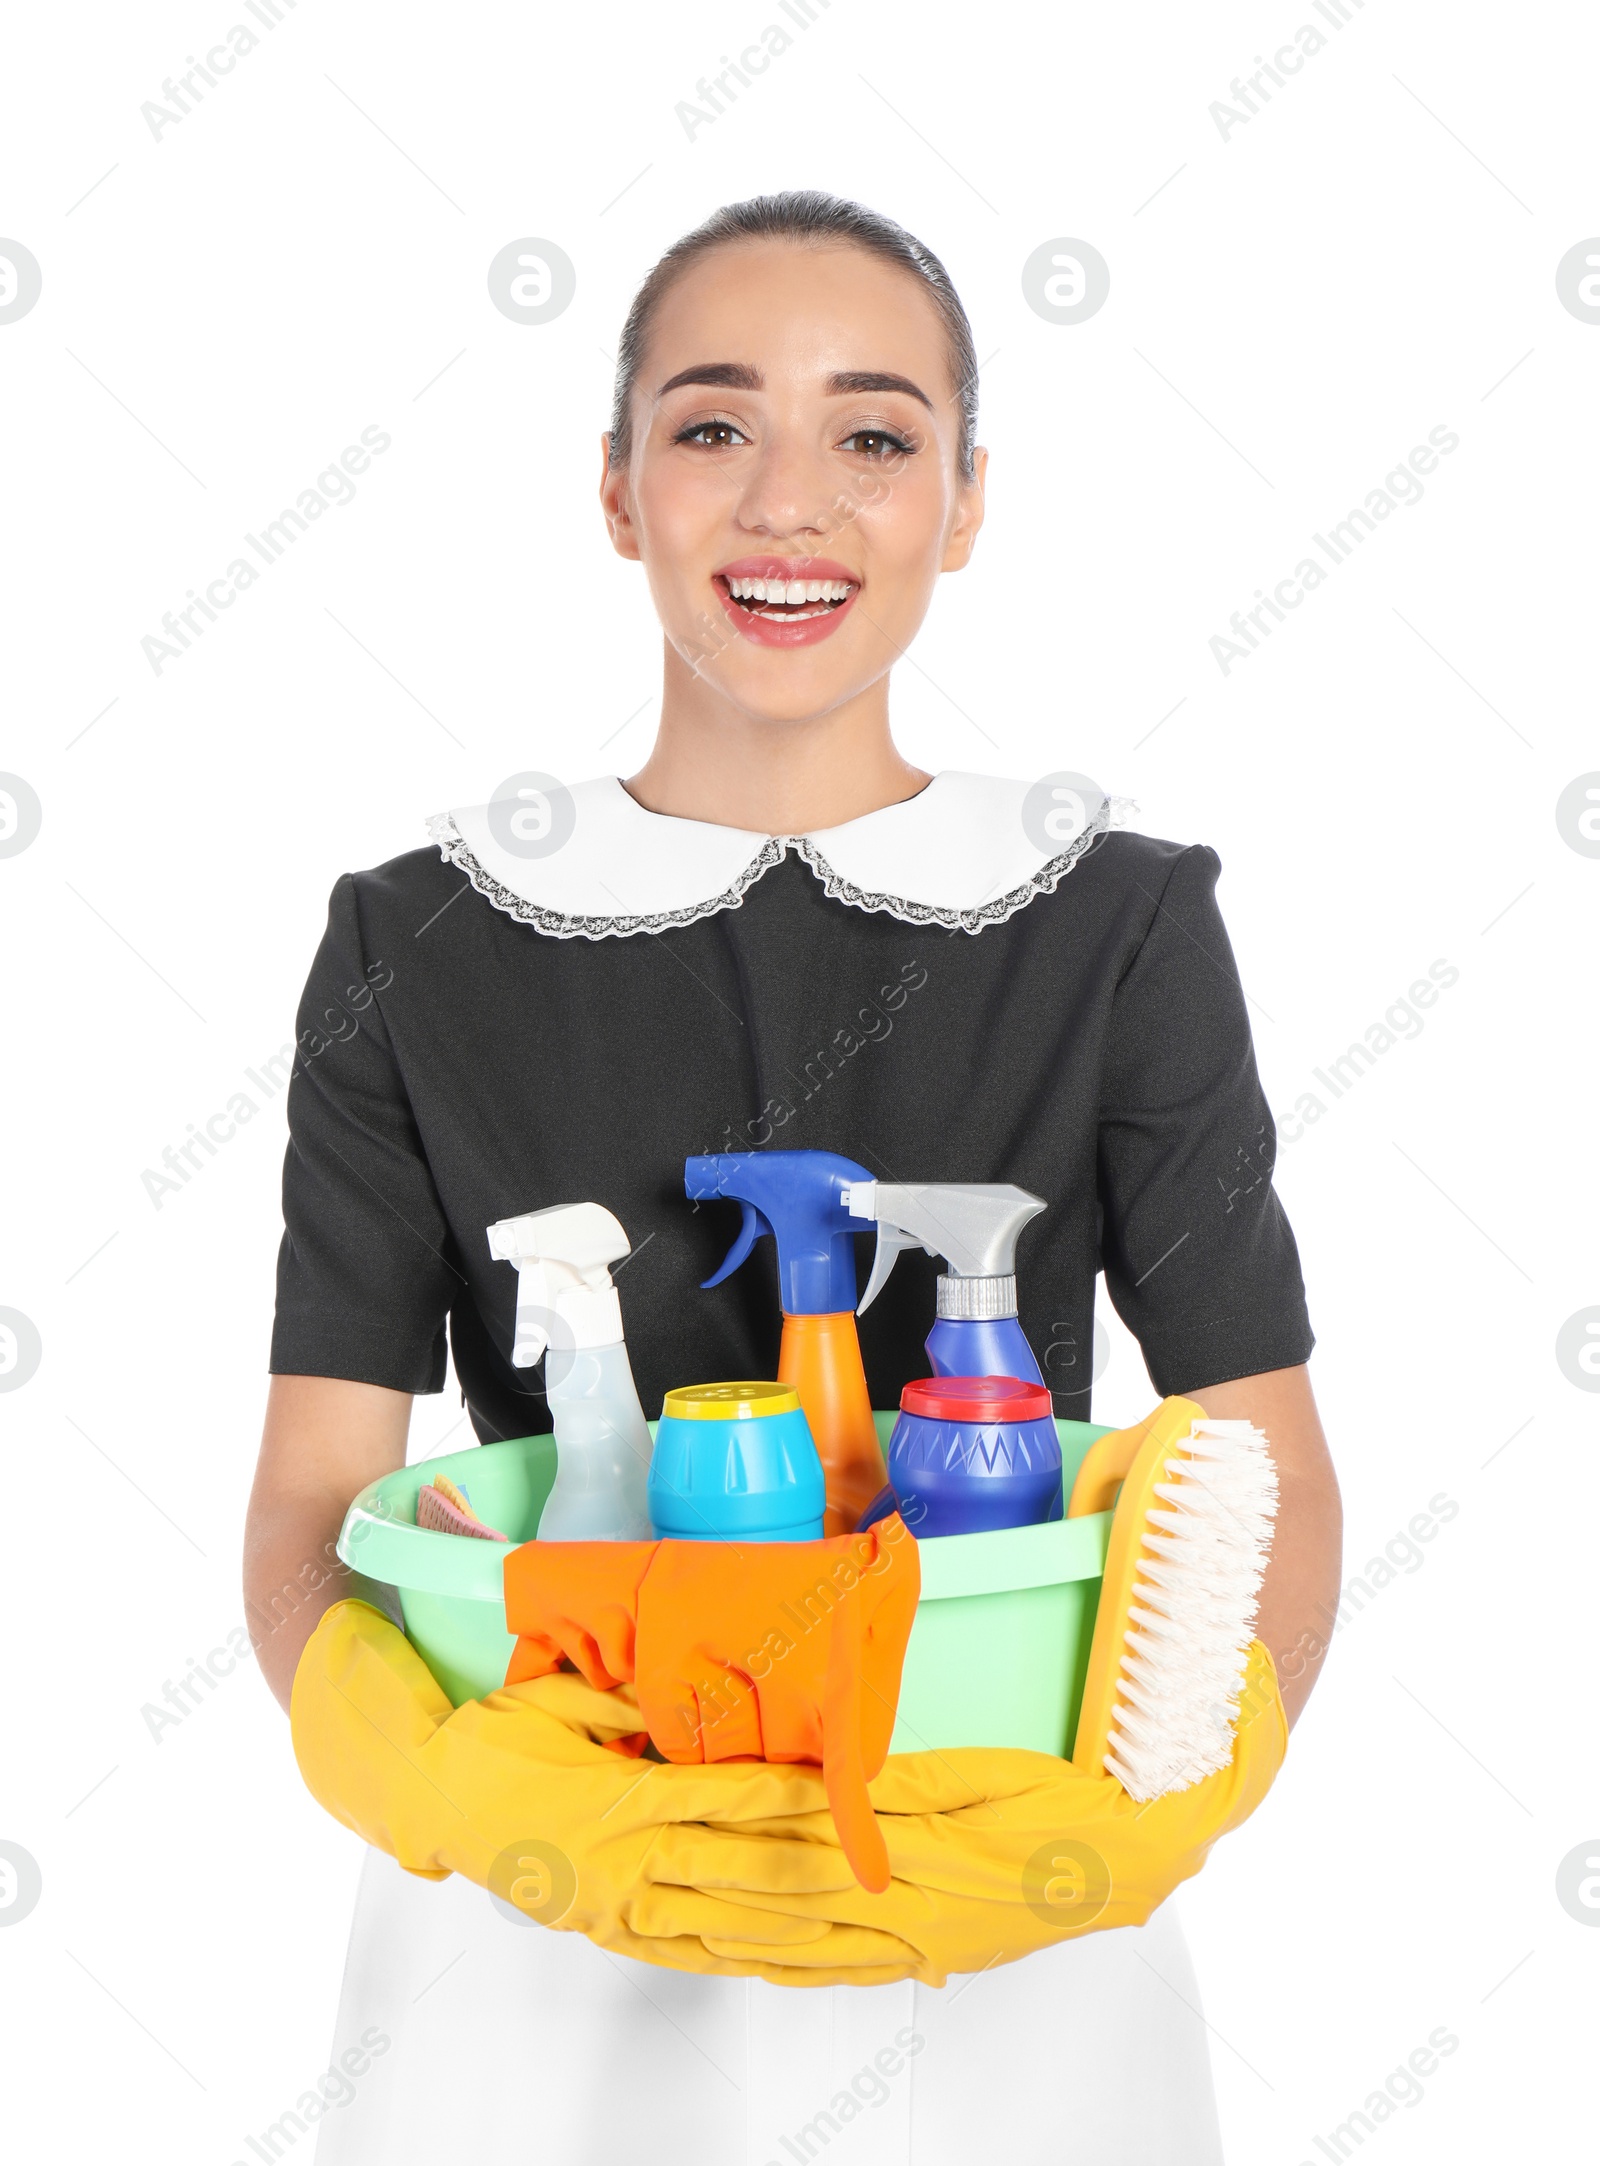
[853,470,955,591]
[633,461,726,553]
[629,469,732,616]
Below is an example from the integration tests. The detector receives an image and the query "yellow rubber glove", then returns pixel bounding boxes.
[683,1640,1286,1979]
[291,1600,1285,1988]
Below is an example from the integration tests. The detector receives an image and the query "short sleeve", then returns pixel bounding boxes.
[269,875,456,1393]
[1097,844,1314,1396]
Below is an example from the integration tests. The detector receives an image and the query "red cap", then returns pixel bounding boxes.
[899,1375,1051,1423]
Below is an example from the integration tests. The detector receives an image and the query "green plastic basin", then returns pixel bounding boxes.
[339,1413,1113,1759]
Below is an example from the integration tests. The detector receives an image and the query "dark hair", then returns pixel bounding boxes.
[608,190,979,478]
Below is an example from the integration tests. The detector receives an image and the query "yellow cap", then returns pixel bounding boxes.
[661,1381,800,1422]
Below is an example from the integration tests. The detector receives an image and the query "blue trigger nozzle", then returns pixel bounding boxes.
[701,1200,766,1289]
[684,1150,875,1315]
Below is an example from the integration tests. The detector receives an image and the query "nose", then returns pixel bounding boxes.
[731,426,836,543]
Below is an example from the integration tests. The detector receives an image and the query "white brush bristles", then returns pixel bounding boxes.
[1102,1418,1279,1801]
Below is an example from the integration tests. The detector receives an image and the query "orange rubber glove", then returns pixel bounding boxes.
[501,1518,921,1891]
[502,1540,655,1694]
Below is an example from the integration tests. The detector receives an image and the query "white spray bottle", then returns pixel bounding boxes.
[486,1201,653,1541]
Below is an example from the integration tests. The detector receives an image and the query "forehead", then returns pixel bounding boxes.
[641,240,953,392]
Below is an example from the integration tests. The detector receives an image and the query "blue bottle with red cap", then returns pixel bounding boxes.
[871,1375,1064,1538]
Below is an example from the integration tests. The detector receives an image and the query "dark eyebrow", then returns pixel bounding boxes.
[654,362,934,412]
[656,361,763,396]
[825,369,933,411]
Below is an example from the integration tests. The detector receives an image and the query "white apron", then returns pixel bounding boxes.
[313,1849,1223,2164]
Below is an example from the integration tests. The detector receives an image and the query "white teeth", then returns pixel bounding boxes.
[724,573,856,607]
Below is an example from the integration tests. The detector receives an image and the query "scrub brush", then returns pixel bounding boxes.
[1068,1396,1278,1800]
[416,1472,508,1542]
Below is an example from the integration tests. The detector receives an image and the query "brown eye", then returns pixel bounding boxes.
[840,428,913,459]
[675,419,749,450]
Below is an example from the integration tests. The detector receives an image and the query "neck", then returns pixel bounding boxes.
[623,640,930,835]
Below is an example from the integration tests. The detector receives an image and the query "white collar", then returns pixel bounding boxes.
[426,773,1127,941]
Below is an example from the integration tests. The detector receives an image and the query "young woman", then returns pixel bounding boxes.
[246,192,1341,2164]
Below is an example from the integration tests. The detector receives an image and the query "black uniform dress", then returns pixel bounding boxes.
[275,772,1312,2166]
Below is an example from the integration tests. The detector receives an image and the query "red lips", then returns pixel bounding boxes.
[712,556,862,649]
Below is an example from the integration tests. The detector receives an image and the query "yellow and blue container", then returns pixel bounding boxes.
[647,1381,825,1542]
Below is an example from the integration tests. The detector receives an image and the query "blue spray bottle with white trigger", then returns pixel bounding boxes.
[845,1180,1047,1384]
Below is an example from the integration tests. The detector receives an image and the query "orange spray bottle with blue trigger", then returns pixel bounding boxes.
[684,1151,885,1535]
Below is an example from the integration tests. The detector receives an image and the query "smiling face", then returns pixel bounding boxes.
[601,240,985,729]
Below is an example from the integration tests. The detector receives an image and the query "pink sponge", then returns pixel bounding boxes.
[416,1476,507,1542]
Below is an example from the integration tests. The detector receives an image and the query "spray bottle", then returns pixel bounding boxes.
[684,1151,883,1535]
[486,1201,653,1541]
[845,1180,1048,1385]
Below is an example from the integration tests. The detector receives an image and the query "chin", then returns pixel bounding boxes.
[694,627,903,725]
[717,677,869,729]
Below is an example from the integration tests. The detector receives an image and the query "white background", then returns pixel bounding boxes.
[2,2,1596,2158]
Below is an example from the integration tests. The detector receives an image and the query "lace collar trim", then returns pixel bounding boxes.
[425,773,1129,942]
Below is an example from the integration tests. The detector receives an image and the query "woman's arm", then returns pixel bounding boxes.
[1188,1363,1341,1730]
[244,1375,413,1713]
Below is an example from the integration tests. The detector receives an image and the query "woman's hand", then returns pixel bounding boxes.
[243,1374,413,1711]
[291,1598,1289,1988]
[1189,1363,1342,1729]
